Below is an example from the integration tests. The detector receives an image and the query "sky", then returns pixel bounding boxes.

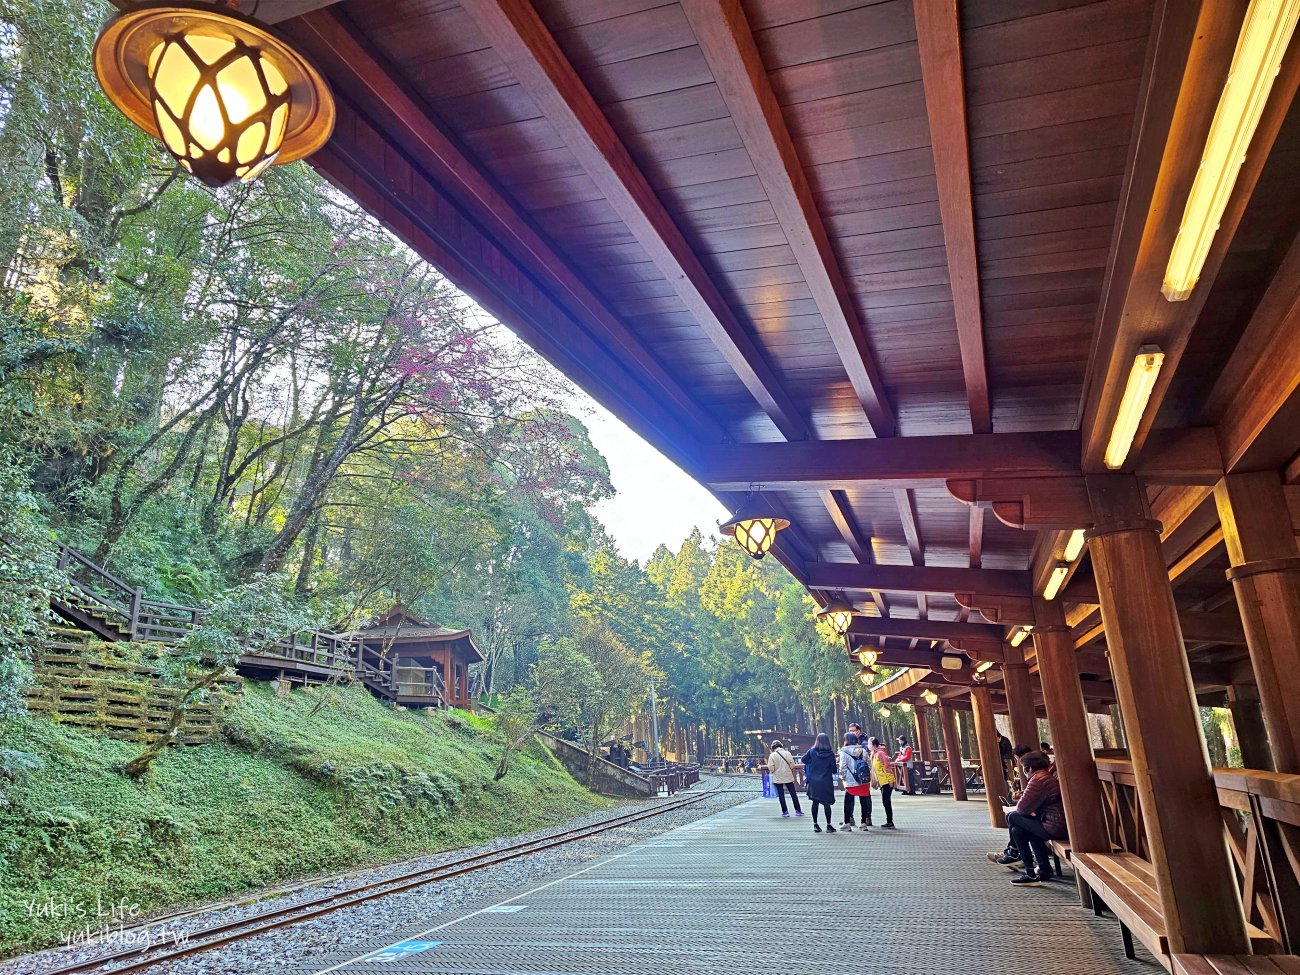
[572,394,730,565]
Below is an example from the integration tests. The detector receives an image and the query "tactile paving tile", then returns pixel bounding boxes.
[288,796,1154,975]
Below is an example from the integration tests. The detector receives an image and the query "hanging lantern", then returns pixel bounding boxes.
[921,689,939,706]
[94,4,335,187]
[719,498,790,560]
[858,668,873,687]
[817,602,855,636]
[898,701,913,713]
[856,648,879,668]
[879,706,891,718]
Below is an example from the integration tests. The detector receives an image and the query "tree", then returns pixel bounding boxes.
[491,686,540,781]
[123,575,310,778]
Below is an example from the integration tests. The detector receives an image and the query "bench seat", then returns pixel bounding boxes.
[1073,853,1275,968]
[1173,956,1300,975]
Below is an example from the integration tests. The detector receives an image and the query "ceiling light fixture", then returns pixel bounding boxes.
[1043,563,1069,601]
[94,3,334,187]
[1063,528,1087,562]
[720,495,790,561]
[1104,346,1165,469]
[817,602,855,636]
[1162,0,1300,301]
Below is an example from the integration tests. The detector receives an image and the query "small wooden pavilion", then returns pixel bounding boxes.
[348,606,483,709]
[143,0,1299,968]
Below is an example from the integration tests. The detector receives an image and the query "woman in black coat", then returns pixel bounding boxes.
[802,733,838,833]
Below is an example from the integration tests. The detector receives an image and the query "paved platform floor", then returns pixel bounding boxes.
[292,792,1156,975]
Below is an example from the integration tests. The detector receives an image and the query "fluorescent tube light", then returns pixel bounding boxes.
[1163,0,1300,301]
[1064,528,1086,562]
[1043,563,1069,601]
[1104,347,1165,469]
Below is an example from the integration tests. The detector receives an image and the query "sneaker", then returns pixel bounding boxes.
[1011,873,1041,887]
[881,823,897,830]
[825,825,837,833]
[864,821,873,828]
[996,854,1024,868]
[859,824,871,831]
[795,811,805,817]
[986,851,1006,863]
[841,823,853,831]
[813,824,822,833]
[782,812,790,818]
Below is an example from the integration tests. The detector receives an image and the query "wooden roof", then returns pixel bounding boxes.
[266,0,1299,703]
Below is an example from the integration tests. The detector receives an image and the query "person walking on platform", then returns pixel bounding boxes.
[838,732,872,831]
[869,737,897,829]
[766,739,803,818]
[894,735,917,795]
[802,733,838,833]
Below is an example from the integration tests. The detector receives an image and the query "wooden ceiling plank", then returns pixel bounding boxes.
[912,0,990,434]
[680,0,895,436]
[459,0,811,441]
[242,0,343,23]
[819,489,888,616]
[1079,2,1299,471]
[846,617,1000,643]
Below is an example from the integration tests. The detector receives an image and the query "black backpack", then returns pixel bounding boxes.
[851,750,871,784]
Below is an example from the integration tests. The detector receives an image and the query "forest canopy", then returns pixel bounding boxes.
[0,0,879,754]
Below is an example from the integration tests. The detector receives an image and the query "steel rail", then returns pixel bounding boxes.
[42,783,729,975]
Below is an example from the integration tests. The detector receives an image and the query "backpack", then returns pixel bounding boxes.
[852,753,872,784]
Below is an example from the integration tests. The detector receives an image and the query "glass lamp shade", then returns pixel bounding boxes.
[94,5,334,187]
[879,706,891,718]
[856,648,879,668]
[898,701,913,713]
[720,504,790,560]
[817,603,855,636]
[858,669,873,686]
[921,689,939,706]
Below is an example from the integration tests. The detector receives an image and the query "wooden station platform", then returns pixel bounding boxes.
[289,794,1155,975]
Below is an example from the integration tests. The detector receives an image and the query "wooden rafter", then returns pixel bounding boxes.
[458,0,808,442]
[1079,2,1300,471]
[912,0,989,434]
[679,0,895,437]
[846,617,1000,643]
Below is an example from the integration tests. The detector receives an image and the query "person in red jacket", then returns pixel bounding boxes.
[894,736,916,795]
[998,751,1067,886]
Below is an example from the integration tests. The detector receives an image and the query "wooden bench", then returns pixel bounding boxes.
[1048,839,1071,876]
[1172,956,1300,975]
[1073,853,1276,968]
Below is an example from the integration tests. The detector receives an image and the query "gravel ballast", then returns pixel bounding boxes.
[1,776,760,975]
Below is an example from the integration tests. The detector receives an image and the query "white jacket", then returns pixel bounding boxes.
[839,744,868,785]
[767,747,797,784]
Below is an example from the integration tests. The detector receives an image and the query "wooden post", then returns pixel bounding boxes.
[914,707,933,763]
[1214,471,1300,773]
[1226,684,1273,771]
[1032,597,1110,905]
[939,704,967,801]
[1002,643,1038,750]
[1086,474,1249,955]
[970,685,1007,828]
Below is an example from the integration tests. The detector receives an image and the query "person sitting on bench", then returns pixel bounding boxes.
[994,751,1067,886]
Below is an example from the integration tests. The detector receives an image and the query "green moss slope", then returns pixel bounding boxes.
[0,682,606,955]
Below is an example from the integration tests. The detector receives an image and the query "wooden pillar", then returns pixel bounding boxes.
[970,685,1007,828]
[939,704,967,801]
[1215,471,1300,773]
[914,707,933,763]
[1226,684,1273,771]
[1033,597,1111,904]
[1002,644,1039,750]
[1086,474,1249,955]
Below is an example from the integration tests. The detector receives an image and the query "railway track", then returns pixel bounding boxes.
[40,783,736,975]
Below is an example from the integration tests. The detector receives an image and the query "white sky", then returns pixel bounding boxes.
[574,393,730,565]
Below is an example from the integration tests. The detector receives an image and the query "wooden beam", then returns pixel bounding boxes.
[912,0,989,433]
[459,0,808,442]
[1208,229,1300,473]
[846,617,1001,644]
[805,563,1029,599]
[1079,1,1297,472]
[238,0,342,23]
[700,431,1080,490]
[948,476,1093,531]
[680,0,894,436]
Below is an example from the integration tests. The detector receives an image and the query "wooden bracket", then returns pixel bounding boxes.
[955,592,1036,627]
[947,476,1092,530]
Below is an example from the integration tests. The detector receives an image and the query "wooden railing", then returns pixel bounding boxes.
[49,541,355,674]
[1096,757,1300,952]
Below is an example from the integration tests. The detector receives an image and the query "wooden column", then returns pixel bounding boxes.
[1086,474,1249,955]
[914,707,934,763]
[1226,684,1273,771]
[970,685,1007,828]
[1215,472,1300,773]
[1032,597,1111,905]
[939,704,967,801]
[1002,644,1039,750]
